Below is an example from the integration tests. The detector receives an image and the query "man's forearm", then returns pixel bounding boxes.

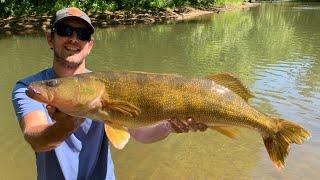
[129,121,172,144]
[128,118,208,144]
[23,122,76,152]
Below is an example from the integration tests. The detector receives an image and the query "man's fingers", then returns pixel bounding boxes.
[52,112,68,122]
[46,105,69,122]
[168,117,209,133]
[170,123,183,133]
[169,119,183,133]
[46,105,56,117]
[196,123,208,132]
[169,118,189,133]
[186,118,198,132]
[45,105,85,129]
[186,117,208,132]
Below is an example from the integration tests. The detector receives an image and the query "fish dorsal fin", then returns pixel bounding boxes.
[104,122,130,149]
[130,71,183,77]
[209,126,239,139]
[205,73,254,101]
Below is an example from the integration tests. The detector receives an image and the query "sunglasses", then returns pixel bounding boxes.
[53,24,92,41]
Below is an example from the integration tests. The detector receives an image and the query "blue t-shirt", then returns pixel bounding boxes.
[11,68,115,180]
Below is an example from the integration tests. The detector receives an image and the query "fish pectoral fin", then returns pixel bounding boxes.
[102,99,141,117]
[209,126,239,139]
[104,122,130,149]
[204,73,254,101]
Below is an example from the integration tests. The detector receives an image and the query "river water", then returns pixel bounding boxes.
[0,2,319,179]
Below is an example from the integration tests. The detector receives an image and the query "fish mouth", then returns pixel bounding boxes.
[26,86,49,103]
[26,85,54,104]
[26,87,41,98]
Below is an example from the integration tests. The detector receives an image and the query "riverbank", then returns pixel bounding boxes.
[0,3,259,36]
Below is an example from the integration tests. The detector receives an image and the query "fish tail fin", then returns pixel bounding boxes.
[262,118,311,169]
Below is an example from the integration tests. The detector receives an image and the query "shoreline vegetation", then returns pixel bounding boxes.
[0,2,259,36]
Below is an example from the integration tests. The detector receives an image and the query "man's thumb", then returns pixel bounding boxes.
[46,105,56,117]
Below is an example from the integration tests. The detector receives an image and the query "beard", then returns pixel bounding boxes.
[54,51,84,69]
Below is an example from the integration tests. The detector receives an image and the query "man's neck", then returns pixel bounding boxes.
[52,61,86,78]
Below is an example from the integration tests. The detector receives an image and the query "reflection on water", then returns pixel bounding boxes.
[1,2,319,179]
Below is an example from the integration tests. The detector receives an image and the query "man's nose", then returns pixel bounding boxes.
[69,31,78,41]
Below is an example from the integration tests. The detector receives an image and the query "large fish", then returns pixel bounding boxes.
[26,71,310,169]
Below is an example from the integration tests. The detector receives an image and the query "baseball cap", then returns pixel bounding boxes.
[52,7,94,34]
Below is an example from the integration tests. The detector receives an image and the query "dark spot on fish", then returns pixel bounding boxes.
[168,76,186,89]
[224,91,235,102]
[105,71,120,81]
[155,74,164,82]
[201,79,213,90]
[46,79,58,87]
[136,73,149,86]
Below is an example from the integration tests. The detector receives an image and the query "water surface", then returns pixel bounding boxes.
[0,2,319,179]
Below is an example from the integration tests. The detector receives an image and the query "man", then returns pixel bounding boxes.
[12,7,207,180]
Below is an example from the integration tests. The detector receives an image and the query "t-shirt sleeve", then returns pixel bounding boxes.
[11,81,45,121]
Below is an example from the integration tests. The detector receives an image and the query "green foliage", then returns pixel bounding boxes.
[0,0,243,18]
[113,0,170,9]
[0,0,116,17]
[214,0,243,6]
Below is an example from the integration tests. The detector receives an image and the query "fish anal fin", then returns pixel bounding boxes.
[210,126,239,139]
[102,99,141,117]
[205,73,254,101]
[104,122,130,149]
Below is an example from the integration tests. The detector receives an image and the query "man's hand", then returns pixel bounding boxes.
[46,105,85,131]
[20,107,85,152]
[129,117,208,144]
[168,117,208,133]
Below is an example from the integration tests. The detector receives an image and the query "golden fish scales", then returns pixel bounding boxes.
[26,71,311,169]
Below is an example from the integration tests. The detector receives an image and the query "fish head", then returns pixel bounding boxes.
[26,75,106,114]
[27,79,58,105]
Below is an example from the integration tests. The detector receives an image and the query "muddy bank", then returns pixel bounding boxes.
[0,3,259,36]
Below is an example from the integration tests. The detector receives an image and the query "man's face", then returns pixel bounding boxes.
[48,19,93,69]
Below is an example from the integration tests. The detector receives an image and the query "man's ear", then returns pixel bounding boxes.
[46,31,54,50]
[87,40,94,55]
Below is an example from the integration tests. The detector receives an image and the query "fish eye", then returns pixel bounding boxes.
[46,79,58,87]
